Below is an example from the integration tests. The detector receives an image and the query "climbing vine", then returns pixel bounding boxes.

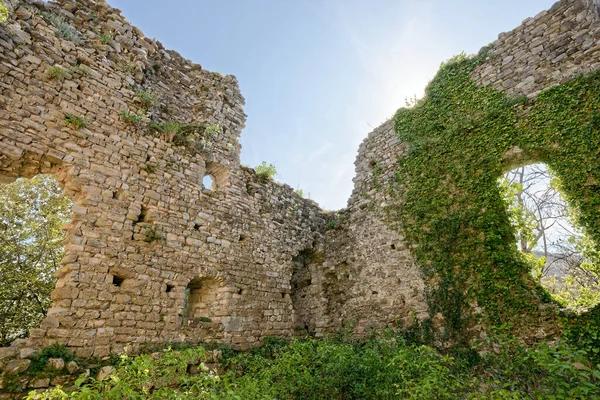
[389,51,600,347]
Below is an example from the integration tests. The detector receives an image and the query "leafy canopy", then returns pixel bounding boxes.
[0,175,71,346]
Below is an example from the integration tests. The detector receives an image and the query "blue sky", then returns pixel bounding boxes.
[107,0,556,210]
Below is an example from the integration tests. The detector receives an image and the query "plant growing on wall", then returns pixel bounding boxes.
[255,162,277,183]
[0,2,9,24]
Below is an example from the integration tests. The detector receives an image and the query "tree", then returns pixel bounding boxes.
[501,163,600,307]
[0,175,71,346]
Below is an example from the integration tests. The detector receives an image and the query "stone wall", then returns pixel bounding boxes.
[337,0,600,337]
[472,0,600,98]
[0,0,598,378]
[0,0,326,359]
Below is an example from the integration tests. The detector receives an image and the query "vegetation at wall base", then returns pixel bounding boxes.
[389,51,600,348]
[24,333,600,399]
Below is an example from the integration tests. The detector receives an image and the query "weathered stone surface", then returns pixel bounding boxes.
[0,348,15,363]
[19,348,37,359]
[30,378,50,389]
[66,360,79,374]
[48,358,65,370]
[4,359,31,374]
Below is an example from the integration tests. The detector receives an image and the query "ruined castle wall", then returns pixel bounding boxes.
[318,0,600,336]
[472,0,600,97]
[0,0,599,367]
[0,0,325,358]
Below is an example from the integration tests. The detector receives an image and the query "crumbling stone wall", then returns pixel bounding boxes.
[0,0,325,359]
[0,0,598,372]
[340,0,600,339]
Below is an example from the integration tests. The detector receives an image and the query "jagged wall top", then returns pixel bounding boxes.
[2,0,246,174]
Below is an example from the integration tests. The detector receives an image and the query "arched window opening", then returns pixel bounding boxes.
[500,163,599,309]
[0,174,72,346]
[181,277,223,324]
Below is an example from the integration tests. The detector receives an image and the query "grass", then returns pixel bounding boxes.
[135,89,156,109]
[119,110,144,126]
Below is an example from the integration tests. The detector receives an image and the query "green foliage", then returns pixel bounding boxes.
[64,114,89,130]
[325,211,346,230]
[254,162,277,183]
[47,66,88,81]
[565,305,600,365]
[143,224,162,243]
[28,346,234,399]
[143,163,157,174]
[28,344,76,375]
[26,335,600,399]
[148,121,219,154]
[43,13,83,44]
[389,52,600,345]
[122,61,135,74]
[98,31,113,44]
[119,110,144,126]
[68,65,88,77]
[0,2,8,24]
[474,330,600,398]
[134,88,156,109]
[47,66,67,80]
[0,176,71,346]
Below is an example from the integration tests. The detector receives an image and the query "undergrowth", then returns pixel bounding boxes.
[25,333,600,400]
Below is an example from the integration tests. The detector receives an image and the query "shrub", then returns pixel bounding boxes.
[48,65,88,81]
[47,66,67,80]
[28,344,76,375]
[43,13,84,44]
[24,335,600,399]
[98,32,113,44]
[64,113,89,129]
[255,162,277,183]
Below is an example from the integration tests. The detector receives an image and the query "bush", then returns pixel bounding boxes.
[29,344,76,375]
[254,162,277,183]
[119,110,144,126]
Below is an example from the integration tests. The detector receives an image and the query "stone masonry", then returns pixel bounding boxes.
[0,0,598,367]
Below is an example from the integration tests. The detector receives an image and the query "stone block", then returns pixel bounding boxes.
[4,359,31,374]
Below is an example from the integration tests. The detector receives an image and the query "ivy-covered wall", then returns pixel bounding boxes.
[349,0,600,347]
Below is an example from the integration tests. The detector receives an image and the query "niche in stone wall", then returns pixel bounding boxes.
[181,277,224,324]
[290,248,321,334]
[202,161,229,191]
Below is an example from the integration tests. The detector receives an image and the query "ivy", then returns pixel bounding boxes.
[388,52,600,347]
